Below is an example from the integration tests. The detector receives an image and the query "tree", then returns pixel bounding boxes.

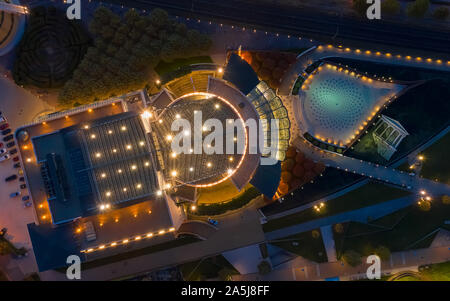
[433,7,449,20]
[311,230,320,239]
[352,0,370,17]
[257,260,272,275]
[382,0,401,15]
[419,200,431,211]
[407,0,430,18]
[342,250,362,267]
[374,245,391,261]
[334,223,344,234]
[218,267,235,281]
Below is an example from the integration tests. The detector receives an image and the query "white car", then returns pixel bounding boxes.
[0,148,6,155]
[0,154,10,162]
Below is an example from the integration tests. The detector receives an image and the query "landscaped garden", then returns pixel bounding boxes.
[58,7,211,107]
[418,132,450,184]
[325,58,450,165]
[154,55,213,76]
[13,6,90,89]
[269,229,328,263]
[197,180,252,205]
[262,181,411,232]
[179,255,238,280]
[188,186,261,216]
[333,198,450,261]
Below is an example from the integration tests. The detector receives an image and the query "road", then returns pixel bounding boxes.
[234,244,450,281]
[96,0,450,55]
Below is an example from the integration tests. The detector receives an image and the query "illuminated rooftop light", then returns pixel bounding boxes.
[217,67,223,73]
[175,114,181,119]
[215,104,220,109]
[189,167,194,172]
[126,144,132,150]
[184,130,190,136]
[171,170,178,177]
[166,135,173,141]
[113,149,117,153]
[159,230,165,234]
[139,141,145,146]
[207,162,212,168]
[131,165,137,170]
[108,130,113,134]
[136,183,142,189]
[91,134,96,139]
[156,190,162,196]
[121,126,127,131]
[135,236,142,240]
[146,233,153,238]
[123,239,129,244]
[165,183,171,189]
[171,152,177,158]
[84,125,89,129]
[141,111,152,118]
[159,120,163,124]
[95,152,101,158]
[123,187,127,192]
[145,161,150,166]
[106,191,111,197]
[117,169,122,173]
[101,173,106,178]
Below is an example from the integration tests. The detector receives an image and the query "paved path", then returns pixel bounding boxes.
[265,196,415,241]
[234,244,450,281]
[293,136,450,196]
[279,45,450,95]
[320,225,337,263]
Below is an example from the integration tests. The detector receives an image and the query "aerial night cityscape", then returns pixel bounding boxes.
[0,0,449,292]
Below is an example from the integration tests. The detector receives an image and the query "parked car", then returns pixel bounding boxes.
[13,162,21,168]
[13,157,19,162]
[6,141,15,148]
[19,177,25,182]
[22,196,30,201]
[207,218,219,226]
[9,148,17,155]
[0,123,8,130]
[0,148,7,155]
[0,154,10,162]
[3,134,13,142]
[0,116,6,124]
[23,201,32,208]
[10,191,21,198]
[1,128,11,135]
[5,175,17,182]
[20,184,27,189]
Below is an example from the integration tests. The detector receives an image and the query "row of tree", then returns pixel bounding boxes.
[59,7,212,106]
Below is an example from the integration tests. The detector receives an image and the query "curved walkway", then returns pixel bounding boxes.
[176,220,218,240]
[292,136,450,196]
[279,45,450,96]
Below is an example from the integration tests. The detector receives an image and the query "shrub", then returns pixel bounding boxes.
[281,171,293,183]
[334,223,344,234]
[374,245,391,261]
[382,0,401,15]
[342,250,362,267]
[257,260,271,275]
[311,230,321,239]
[407,0,430,18]
[419,200,431,211]
[442,195,450,205]
[433,7,449,20]
[281,158,295,171]
[292,164,305,178]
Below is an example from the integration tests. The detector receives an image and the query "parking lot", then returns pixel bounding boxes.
[0,77,55,278]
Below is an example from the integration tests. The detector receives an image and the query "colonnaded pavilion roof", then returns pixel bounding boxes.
[296,63,405,147]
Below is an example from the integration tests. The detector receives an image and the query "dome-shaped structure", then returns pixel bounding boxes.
[17,129,29,142]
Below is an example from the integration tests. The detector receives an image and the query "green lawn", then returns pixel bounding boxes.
[419,133,450,185]
[270,229,328,263]
[420,261,450,281]
[77,236,200,271]
[180,255,238,281]
[154,56,213,76]
[263,182,411,232]
[335,201,450,256]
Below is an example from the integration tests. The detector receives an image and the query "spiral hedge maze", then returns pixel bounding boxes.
[13,6,90,88]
